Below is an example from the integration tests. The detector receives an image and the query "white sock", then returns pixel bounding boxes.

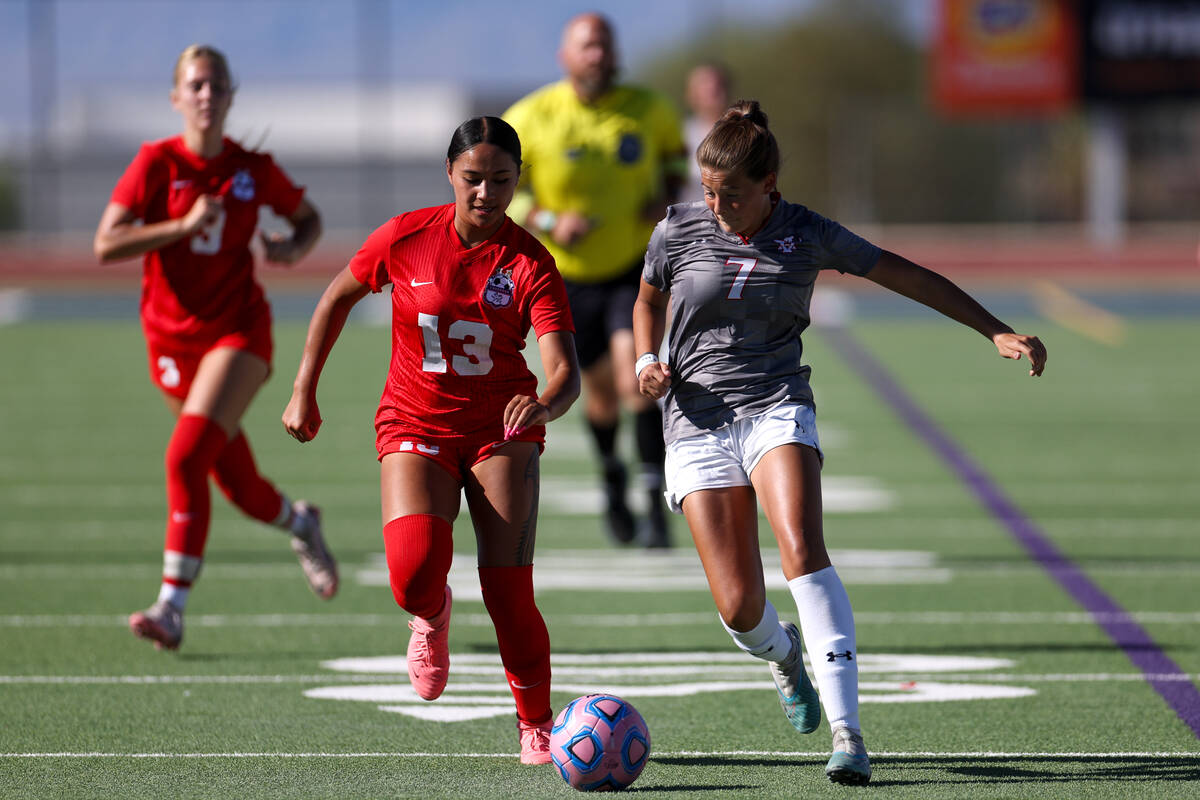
[788,566,860,731]
[157,582,189,611]
[272,494,294,530]
[719,599,792,662]
[275,495,316,541]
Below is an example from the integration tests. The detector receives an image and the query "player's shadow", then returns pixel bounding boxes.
[674,381,736,430]
[643,756,812,792]
[652,757,809,768]
[623,785,760,793]
[650,755,1200,787]
[868,755,1199,787]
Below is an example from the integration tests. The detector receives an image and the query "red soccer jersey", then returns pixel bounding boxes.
[349,204,574,439]
[110,135,305,347]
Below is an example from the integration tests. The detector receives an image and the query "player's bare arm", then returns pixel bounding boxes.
[505,330,581,436]
[93,195,222,263]
[284,266,371,442]
[633,279,671,398]
[865,250,1047,376]
[260,198,322,266]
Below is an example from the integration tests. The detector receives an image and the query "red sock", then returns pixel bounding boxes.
[211,431,285,524]
[382,515,453,618]
[162,415,228,587]
[479,565,552,724]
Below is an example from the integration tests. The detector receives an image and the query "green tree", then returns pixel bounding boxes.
[636,0,1084,224]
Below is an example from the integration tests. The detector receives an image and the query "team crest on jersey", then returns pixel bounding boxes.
[482,267,515,309]
[775,235,797,253]
[617,133,643,164]
[231,169,255,202]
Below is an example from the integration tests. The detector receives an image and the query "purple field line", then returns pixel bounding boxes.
[821,326,1200,739]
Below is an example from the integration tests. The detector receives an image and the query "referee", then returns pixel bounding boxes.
[504,12,687,547]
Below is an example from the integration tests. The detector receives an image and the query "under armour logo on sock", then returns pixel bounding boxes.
[827,650,854,662]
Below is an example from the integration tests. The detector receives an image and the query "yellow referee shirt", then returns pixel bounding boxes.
[504,81,686,283]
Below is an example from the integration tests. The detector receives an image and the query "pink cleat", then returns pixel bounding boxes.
[129,599,183,651]
[518,718,553,765]
[407,586,452,700]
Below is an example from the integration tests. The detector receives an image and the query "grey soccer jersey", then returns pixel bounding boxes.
[642,199,881,444]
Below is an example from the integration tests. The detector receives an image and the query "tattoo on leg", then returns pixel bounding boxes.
[514,451,539,565]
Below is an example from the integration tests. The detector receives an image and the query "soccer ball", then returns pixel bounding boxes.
[549,694,651,792]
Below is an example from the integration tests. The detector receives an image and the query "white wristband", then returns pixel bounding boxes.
[532,209,557,233]
[635,352,660,380]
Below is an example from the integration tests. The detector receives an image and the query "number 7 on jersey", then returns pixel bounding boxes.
[726,257,758,300]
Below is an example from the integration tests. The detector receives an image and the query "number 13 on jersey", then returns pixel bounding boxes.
[418,313,494,376]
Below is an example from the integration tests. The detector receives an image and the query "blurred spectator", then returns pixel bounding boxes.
[683,62,732,203]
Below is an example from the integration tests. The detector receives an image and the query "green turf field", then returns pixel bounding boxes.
[2,313,1198,798]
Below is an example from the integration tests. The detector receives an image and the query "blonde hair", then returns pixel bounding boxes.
[173,44,234,90]
[696,100,779,181]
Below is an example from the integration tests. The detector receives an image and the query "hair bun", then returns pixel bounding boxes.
[696,98,779,181]
[722,100,768,129]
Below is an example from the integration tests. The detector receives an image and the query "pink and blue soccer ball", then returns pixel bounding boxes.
[549,694,651,791]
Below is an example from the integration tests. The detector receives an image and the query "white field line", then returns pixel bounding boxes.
[0,472,891,514]
[5,610,1200,628]
[3,672,1198,685]
[3,516,1195,536]
[6,562,1199,583]
[2,750,1198,759]
[0,565,309,580]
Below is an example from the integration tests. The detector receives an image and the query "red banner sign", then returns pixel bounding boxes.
[933,0,1078,114]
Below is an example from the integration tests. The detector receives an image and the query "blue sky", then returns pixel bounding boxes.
[0,0,930,143]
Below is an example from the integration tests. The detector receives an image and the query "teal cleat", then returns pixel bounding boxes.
[826,725,872,785]
[768,622,821,734]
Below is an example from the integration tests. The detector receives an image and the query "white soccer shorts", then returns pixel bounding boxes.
[663,402,823,513]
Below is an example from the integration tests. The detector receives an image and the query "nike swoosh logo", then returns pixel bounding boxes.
[510,679,543,690]
[410,279,433,287]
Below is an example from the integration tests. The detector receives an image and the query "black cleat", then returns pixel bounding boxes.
[603,462,636,545]
[639,493,672,548]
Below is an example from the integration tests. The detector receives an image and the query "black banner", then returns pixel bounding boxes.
[1082,0,1200,100]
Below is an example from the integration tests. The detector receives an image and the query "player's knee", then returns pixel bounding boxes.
[717,591,767,633]
[165,415,226,482]
[779,536,831,578]
[212,479,257,516]
[383,514,453,616]
[584,392,619,423]
[388,571,443,616]
[210,476,240,506]
[615,372,643,406]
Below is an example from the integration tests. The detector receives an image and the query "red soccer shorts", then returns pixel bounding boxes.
[144,313,273,400]
[377,423,545,482]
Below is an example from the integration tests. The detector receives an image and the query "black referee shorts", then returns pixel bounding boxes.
[564,260,643,370]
